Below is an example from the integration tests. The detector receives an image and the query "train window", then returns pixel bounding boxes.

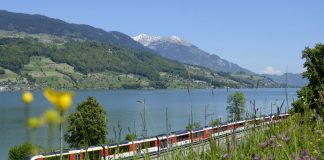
[213,127,220,133]
[109,147,117,155]
[160,139,167,148]
[74,153,81,160]
[88,150,100,160]
[63,155,69,160]
[193,132,203,138]
[143,141,155,148]
[176,134,189,142]
[119,145,130,153]
[221,126,227,131]
[151,141,156,147]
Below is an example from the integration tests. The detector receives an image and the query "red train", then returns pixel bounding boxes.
[31,113,289,160]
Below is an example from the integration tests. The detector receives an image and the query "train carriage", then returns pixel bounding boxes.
[156,133,175,150]
[106,141,134,159]
[30,114,289,160]
[173,130,191,147]
[190,127,212,142]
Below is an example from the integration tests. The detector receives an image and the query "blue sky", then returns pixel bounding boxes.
[1,0,324,74]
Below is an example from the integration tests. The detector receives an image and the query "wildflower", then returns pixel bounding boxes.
[282,136,290,142]
[253,154,262,160]
[43,109,59,124]
[267,137,275,146]
[22,91,33,105]
[260,142,267,149]
[291,152,297,159]
[222,153,229,159]
[311,156,318,160]
[27,117,41,129]
[44,88,74,112]
[301,149,309,157]
[267,154,274,160]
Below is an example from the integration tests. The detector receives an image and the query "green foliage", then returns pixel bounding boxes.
[8,143,33,160]
[292,43,324,117]
[125,133,137,141]
[186,122,201,130]
[209,118,221,127]
[64,96,108,148]
[226,92,246,121]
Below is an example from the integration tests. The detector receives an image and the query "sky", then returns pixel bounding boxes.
[1,0,324,74]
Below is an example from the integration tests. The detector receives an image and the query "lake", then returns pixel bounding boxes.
[0,88,298,159]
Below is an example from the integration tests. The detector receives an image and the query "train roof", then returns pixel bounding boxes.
[172,130,189,135]
[191,126,212,133]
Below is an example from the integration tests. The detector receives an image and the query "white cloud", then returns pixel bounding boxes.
[263,66,282,75]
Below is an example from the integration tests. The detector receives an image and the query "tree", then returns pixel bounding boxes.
[226,92,246,121]
[292,43,324,118]
[64,96,108,148]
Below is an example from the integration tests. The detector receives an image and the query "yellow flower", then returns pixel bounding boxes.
[28,117,41,129]
[43,109,59,124]
[313,150,319,156]
[44,88,74,112]
[22,91,33,105]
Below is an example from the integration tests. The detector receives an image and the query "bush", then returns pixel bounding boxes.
[8,143,33,160]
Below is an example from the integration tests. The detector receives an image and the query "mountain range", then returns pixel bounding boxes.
[133,34,252,73]
[0,10,147,51]
[263,73,308,87]
[0,10,279,89]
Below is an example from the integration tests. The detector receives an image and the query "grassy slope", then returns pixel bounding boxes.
[0,66,21,82]
[19,56,152,89]
[162,113,323,160]
[1,55,279,90]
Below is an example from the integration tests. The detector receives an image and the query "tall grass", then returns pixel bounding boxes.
[156,113,323,160]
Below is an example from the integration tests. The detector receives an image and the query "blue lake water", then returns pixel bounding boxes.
[0,88,298,159]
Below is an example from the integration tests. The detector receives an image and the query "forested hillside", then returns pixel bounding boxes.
[0,37,185,80]
[0,36,278,90]
[0,10,147,50]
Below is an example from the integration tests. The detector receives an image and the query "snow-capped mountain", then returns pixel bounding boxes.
[133,34,192,47]
[133,34,252,73]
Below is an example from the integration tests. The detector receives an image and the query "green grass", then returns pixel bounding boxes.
[0,66,25,83]
[1,55,279,89]
[21,56,82,88]
[156,113,323,160]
